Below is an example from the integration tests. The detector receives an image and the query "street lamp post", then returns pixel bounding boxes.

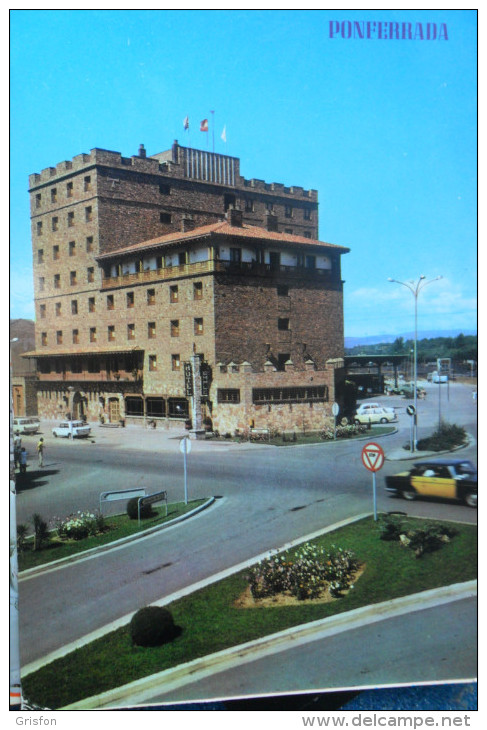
[388,276,442,450]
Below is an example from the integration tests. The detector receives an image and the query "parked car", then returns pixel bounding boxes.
[354,406,397,424]
[13,417,40,435]
[52,420,91,439]
[355,403,395,415]
[385,459,477,507]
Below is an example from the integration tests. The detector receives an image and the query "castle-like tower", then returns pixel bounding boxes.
[25,142,349,433]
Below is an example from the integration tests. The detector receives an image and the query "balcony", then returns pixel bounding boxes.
[101,259,336,289]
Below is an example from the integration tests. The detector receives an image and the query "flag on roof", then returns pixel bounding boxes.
[200,119,208,132]
[221,125,226,143]
[183,116,189,130]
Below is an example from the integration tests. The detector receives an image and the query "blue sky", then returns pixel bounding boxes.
[10,8,477,338]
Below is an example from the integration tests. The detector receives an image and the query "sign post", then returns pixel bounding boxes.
[361,442,385,521]
[137,490,168,527]
[331,402,340,440]
[406,404,416,453]
[180,436,191,504]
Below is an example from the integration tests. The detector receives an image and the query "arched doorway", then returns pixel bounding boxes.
[72,391,87,420]
[108,397,121,423]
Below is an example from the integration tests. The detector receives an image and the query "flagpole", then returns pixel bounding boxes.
[210,110,215,153]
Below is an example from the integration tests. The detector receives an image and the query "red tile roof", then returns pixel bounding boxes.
[97,220,350,259]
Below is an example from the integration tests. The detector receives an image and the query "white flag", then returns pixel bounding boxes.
[183,116,189,131]
[221,125,227,143]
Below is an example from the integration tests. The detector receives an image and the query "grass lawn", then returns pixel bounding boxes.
[22,515,477,710]
[18,499,207,571]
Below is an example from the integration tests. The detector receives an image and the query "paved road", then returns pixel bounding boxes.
[17,384,477,676]
[143,597,477,706]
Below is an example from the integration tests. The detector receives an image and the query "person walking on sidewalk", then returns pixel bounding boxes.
[37,437,45,467]
[19,448,28,474]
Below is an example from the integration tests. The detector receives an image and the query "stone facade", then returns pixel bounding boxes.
[26,142,349,433]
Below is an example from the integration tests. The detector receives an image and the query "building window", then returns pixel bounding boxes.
[159,184,170,195]
[148,321,156,339]
[284,228,293,235]
[71,359,82,373]
[87,267,95,283]
[72,329,79,345]
[69,240,76,256]
[127,323,135,340]
[178,252,186,266]
[51,188,57,203]
[193,281,203,300]
[253,386,327,404]
[71,300,78,315]
[84,176,91,192]
[194,317,204,335]
[51,245,59,261]
[170,285,178,303]
[52,217,58,231]
[170,320,179,337]
[277,284,289,297]
[85,206,93,222]
[126,291,134,308]
[88,297,95,312]
[125,397,144,416]
[171,354,181,371]
[230,248,241,263]
[146,397,165,417]
[66,182,73,198]
[107,294,114,310]
[303,231,312,238]
[70,270,77,285]
[304,208,311,220]
[56,330,63,345]
[278,318,290,331]
[217,389,241,404]
[148,355,157,371]
[305,255,316,269]
[265,202,274,212]
[285,205,293,218]
[54,274,61,289]
[67,211,74,227]
[90,327,97,343]
[86,236,94,252]
[55,302,61,316]
[39,304,46,319]
[41,332,47,346]
[39,277,45,292]
[160,212,172,224]
[37,222,43,236]
[168,398,189,418]
[108,325,115,342]
[37,249,44,264]
[245,199,254,212]
[35,193,41,209]
[147,288,156,305]
[277,353,290,371]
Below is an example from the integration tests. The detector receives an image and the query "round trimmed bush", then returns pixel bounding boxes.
[126,497,153,520]
[130,606,177,647]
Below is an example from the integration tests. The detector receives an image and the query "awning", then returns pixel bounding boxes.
[22,347,145,359]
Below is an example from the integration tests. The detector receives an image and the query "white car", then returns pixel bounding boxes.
[355,403,395,416]
[52,420,91,439]
[354,406,397,425]
[13,417,40,435]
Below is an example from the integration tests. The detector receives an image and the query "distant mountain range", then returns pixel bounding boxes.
[345,329,477,348]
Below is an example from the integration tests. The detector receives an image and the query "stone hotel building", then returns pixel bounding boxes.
[24,141,350,434]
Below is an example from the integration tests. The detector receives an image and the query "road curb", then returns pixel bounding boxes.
[62,579,477,710]
[385,432,476,461]
[19,497,216,581]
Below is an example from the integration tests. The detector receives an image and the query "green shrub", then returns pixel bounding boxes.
[378,513,405,541]
[126,497,153,520]
[32,513,49,552]
[130,606,179,647]
[416,422,467,452]
[17,524,29,553]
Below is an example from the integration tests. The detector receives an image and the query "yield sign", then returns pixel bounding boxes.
[361,442,385,472]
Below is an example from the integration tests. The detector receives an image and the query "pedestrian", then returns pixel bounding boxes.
[37,437,45,467]
[14,431,22,470]
[20,448,27,474]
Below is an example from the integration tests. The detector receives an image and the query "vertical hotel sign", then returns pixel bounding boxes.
[184,362,193,397]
